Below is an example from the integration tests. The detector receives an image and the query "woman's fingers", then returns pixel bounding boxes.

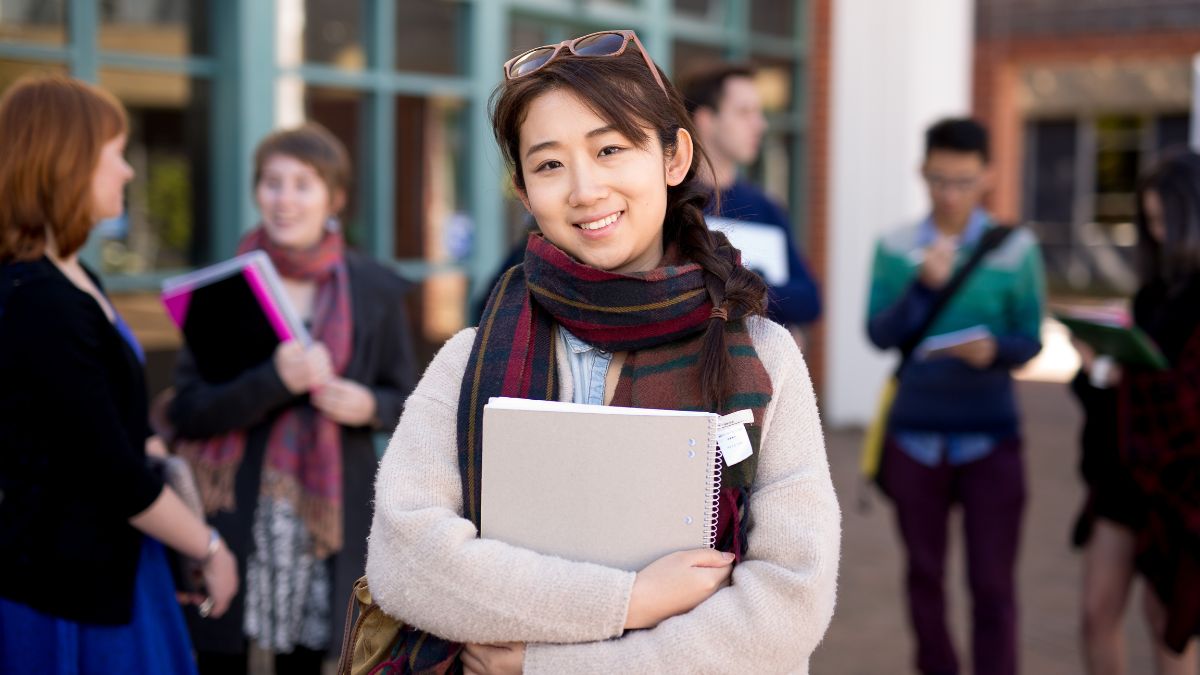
[684,547,736,568]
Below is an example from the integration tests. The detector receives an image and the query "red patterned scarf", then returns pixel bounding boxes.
[179,225,353,558]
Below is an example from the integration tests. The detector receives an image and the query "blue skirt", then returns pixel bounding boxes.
[0,537,198,675]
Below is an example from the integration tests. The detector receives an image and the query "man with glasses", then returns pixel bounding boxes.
[866,118,1045,675]
[681,64,821,332]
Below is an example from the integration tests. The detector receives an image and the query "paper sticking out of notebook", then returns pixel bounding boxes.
[480,398,752,571]
[915,325,994,361]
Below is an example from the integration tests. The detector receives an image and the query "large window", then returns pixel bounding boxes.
[0,0,215,281]
[0,0,67,45]
[1024,112,1190,295]
[96,69,211,274]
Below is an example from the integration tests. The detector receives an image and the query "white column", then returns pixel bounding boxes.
[275,0,306,129]
[1191,53,1200,151]
[823,0,975,427]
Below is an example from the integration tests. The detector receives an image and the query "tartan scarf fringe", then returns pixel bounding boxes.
[176,438,240,515]
[176,439,344,559]
[261,468,343,559]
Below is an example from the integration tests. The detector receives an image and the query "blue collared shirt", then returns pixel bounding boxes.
[914,207,991,249]
[892,431,999,467]
[558,326,613,406]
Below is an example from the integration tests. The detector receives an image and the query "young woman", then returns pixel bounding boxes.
[1073,149,1200,675]
[0,75,238,674]
[365,30,840,674]
[168,124,417,674]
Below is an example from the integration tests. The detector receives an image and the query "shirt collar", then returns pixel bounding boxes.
[917,208,991,248]
[558,325,596,354]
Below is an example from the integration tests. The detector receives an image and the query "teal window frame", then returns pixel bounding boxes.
[0,0,809,305]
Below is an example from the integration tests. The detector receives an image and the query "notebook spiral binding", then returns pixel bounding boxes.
[706,421,722,549]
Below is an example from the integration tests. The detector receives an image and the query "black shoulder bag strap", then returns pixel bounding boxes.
[893,224,1016,377]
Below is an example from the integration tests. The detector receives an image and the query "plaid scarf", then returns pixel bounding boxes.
[382,233,773,673]
[178,225,353,558]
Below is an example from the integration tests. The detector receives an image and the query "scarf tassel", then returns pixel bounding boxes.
[262,468,343,559]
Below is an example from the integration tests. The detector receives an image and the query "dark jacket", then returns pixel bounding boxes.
[708,179,822,326]
[0,257,164,625]
[168,250,417,653]
[1122,273,1200,651]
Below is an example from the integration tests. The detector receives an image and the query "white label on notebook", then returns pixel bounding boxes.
[717,409,755,466]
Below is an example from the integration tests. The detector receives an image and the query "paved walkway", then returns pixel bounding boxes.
[811,380,1164,674]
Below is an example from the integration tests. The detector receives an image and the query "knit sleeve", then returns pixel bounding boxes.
[523,317,841,674]
[365,328,636,645]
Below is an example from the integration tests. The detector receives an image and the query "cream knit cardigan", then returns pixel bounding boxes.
[366,316,840,674]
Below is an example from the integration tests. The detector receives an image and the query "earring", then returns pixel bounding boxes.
[325,216,341,233]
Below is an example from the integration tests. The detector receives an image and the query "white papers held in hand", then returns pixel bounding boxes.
[915,325,993,361]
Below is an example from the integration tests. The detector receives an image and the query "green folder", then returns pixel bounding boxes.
[1055,314,1169,370]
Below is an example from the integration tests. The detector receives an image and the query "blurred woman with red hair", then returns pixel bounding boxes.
[0,75,237,674]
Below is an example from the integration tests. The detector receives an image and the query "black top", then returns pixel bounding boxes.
[0,257,164,625]
[1133,273,1200,365]
[168,250,417,653]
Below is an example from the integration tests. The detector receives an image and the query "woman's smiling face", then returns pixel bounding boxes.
[516,88,691,274]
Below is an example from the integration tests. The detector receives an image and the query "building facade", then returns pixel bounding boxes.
[975,0,1200,296]
[0,0,813,386]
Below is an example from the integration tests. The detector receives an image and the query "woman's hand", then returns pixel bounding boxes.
[462,642,525,675]
[625,548,735,630]
[145,435,169,458]
[1071,338,1121,387]
[1072,337,1097,372]
[199,537,238,619]
[312,377,377,427]
[274,341,333,394]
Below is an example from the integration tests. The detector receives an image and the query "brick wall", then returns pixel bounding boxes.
[804,0,832,394]
[974,29,1200,223]
[977,0,1200,38]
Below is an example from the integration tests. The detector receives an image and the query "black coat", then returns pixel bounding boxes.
[168,250,417,654]
[0,257,164,625]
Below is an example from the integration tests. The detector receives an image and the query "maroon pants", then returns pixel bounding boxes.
[879,436,1026,675]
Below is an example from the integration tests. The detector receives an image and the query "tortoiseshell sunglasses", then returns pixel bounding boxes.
[503,30,668,95]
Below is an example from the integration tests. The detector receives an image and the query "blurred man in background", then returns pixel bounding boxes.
[681,64,821,332]
[866,118,1045,675]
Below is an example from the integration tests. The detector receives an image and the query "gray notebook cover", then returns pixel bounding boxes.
[480,398,720,571]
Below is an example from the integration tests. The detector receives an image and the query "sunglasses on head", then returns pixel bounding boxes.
[503,30,668,96]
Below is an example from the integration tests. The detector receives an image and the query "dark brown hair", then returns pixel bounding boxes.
[677,62,756,116]
[0,75,127,262]
[490,44,768,411]
[253,122,351,209]
[1137,148,1200,287]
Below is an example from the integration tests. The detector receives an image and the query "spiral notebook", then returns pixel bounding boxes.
[480,397,725,571]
